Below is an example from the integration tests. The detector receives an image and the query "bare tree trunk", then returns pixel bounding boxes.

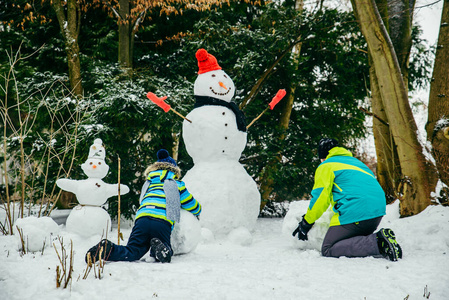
[351,0,437,216]
[172,132,180,161]
[369,56,400,203]
[118,0,133,69]
[426,1,449,202]
[382,0,415,87]
[52,0,84,97]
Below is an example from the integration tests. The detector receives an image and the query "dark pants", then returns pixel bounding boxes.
[321,216,382,258]
[108,216,173,261]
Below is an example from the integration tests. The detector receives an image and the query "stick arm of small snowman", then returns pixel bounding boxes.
[246,89,287,129]
[146,92,192,123]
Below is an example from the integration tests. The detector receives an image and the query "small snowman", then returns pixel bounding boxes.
[182,49,261,243]
[56,138,130,237]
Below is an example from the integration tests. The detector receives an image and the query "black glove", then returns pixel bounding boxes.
[292,215,314,241]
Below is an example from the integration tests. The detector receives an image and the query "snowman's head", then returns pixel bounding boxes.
[194,49,235,102]
[81,158,109,179]
[194,69,235,102]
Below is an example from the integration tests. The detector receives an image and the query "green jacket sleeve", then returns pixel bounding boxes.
[304,164,335,224]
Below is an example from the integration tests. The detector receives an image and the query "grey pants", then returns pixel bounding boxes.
[321,216,382,258]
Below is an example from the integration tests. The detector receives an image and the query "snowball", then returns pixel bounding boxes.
[200,227,215,243]
[14,216,59,252]
[171,210,202,255]
[65,205,112,238]
[228,227,253,246]
[282,200,332,251]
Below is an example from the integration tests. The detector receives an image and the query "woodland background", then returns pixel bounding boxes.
[1,0,448,233]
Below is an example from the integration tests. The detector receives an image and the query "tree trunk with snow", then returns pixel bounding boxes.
[426,1,449,203]
[351,0,437,216]
[369,0,414,203]
[51,0,83,97]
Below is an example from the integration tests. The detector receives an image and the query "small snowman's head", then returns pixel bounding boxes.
[81,158,109,179]
[81,138,109,178]
[194,49,235,102]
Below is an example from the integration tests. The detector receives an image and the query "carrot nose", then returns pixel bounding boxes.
[219,82,227,89]
[92,165,97,169]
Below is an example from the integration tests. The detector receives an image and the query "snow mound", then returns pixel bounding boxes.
[14,216,60,252]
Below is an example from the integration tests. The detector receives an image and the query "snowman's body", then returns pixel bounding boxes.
[56,139,129,237]
[183,105,246,163]
[182,160,260,236]
[182,50,260,239]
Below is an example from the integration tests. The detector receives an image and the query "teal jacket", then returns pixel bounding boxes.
[304,147,386,226]
[136,162,201,226]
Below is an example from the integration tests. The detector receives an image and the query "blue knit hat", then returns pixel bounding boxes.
[318,138,339,159]
[157,149,177,166]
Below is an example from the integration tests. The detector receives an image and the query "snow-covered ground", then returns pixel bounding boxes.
[1,3,446,300]
[1,201,448,300]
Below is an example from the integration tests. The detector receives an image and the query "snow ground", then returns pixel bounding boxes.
[1,201,448,300]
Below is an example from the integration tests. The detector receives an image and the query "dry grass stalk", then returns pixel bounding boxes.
[81,241,107,280]
[53,236,73,289]
[16,225,26,255]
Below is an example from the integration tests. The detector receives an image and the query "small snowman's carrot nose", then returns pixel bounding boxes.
[92,165,97,169]
[219,81,227,89]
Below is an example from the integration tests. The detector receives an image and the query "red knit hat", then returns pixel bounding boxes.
[196,49,222,74]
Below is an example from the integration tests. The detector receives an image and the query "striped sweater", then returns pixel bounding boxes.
[135,162,201,226]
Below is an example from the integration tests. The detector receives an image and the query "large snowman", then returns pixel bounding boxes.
[56,138,130,237]
[182,49,261,241]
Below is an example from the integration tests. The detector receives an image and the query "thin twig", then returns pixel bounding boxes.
[358,106,389,126]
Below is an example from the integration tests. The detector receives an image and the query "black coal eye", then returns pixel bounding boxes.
[89,162,93,165]
[224,75,227,78]
[98,162,101,165]
[211,74,216,77]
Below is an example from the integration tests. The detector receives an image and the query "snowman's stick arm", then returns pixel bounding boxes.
[246,89,287,129]
[247,107,269,129]
[171,108,192,123]
[146,92,192,123]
